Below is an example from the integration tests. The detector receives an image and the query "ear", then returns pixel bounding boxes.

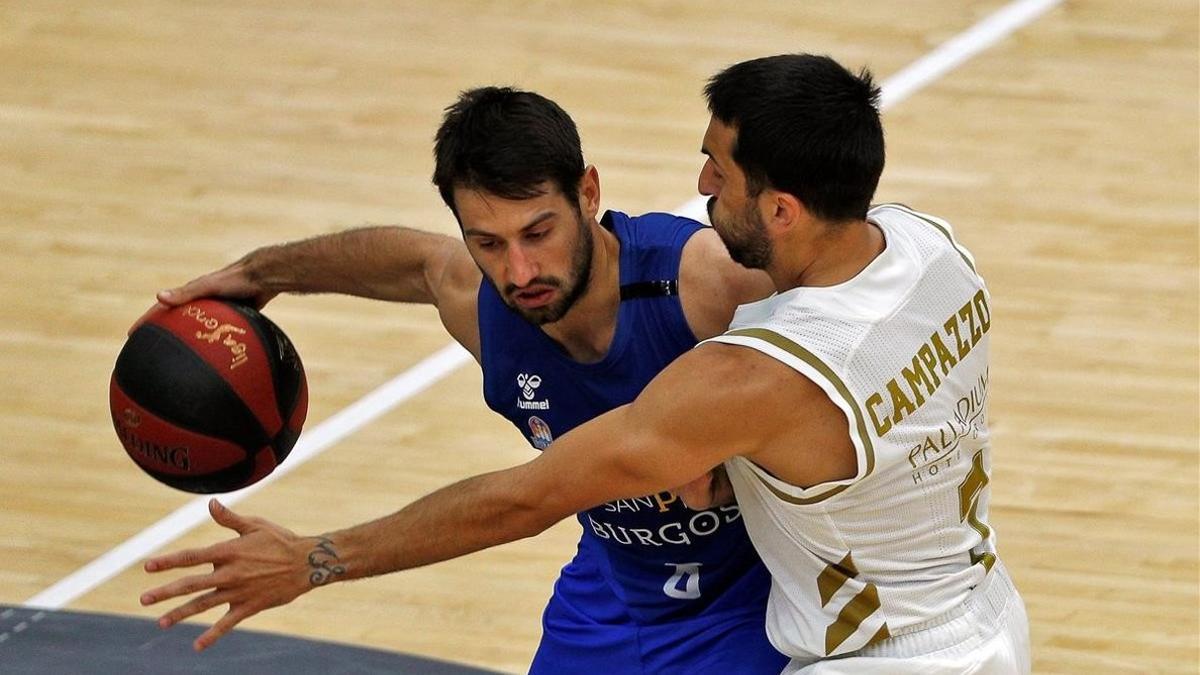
[760,189,807,234]
[578,165,601,219]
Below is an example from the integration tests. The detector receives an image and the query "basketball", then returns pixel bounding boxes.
[109,299,308,494]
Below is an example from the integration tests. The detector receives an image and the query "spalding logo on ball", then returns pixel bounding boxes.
[110,299,308,493]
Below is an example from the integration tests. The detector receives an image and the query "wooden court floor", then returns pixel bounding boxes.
[1,1,1196,672]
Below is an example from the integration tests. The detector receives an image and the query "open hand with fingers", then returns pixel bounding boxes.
[141,499,343,652]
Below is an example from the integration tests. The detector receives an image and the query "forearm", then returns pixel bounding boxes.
[324,467,563,582]
[245,226,458,303]
[318,407,723,584]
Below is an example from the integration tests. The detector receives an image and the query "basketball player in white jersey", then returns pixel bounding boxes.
[143,53,1029,673]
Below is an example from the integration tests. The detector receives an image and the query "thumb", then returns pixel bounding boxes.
[209,499,254,535]
[156,279,208,307]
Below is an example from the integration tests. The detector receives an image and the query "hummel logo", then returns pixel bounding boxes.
[517,373,542,400]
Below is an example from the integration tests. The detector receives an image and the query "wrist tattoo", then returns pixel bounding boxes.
[307,537,346,586]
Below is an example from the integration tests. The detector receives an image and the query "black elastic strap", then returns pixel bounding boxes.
[620,280,678,301]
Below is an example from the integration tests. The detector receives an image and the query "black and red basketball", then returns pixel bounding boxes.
[110,299,308,494]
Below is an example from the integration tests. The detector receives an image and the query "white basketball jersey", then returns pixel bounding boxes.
[705,204,999,660]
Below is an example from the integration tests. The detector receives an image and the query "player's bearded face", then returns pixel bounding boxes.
[708,195,773,270]
[502,209,594,325]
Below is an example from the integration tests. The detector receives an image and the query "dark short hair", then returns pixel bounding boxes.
[704,54,884,222]
[433,86,585,220]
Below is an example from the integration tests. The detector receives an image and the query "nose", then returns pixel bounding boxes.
[506,244,539,287]
[697,158,718,197]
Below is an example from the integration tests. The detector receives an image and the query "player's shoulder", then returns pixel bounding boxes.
[869,202,961,242]
[678,229,774,339]
[610,210,704,249]
[428,239,483,359]
[869,202,980,276]
[436,238,483,291]
[659,339,827,429]
[680,227,735,284]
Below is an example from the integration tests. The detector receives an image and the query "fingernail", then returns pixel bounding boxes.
[159,289,172,297]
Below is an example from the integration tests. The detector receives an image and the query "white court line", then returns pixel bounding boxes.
[878,0,1062,110]
[24,343,473,609]
[675,0,1064,222]
[24,0,1060,611]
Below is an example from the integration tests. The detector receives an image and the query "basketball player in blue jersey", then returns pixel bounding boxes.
[143,87,784,672]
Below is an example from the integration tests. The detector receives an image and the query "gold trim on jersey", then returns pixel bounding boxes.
[724,327,875,505]
[877,203,977,275]
[866,623,892,649]
[818,552,859,607]
[824,582,889,655]
[817,553,892,654]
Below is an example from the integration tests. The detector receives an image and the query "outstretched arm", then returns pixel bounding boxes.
[158,226,472,305]
[135,226,484,357]
[140,342,838,651]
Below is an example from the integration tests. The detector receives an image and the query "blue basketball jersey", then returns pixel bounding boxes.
[477,210,771,626]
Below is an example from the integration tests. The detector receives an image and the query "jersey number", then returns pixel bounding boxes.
[957,450,997,572]
[663,562,702,599]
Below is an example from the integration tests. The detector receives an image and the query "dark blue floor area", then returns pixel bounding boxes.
[0,604,504,674]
